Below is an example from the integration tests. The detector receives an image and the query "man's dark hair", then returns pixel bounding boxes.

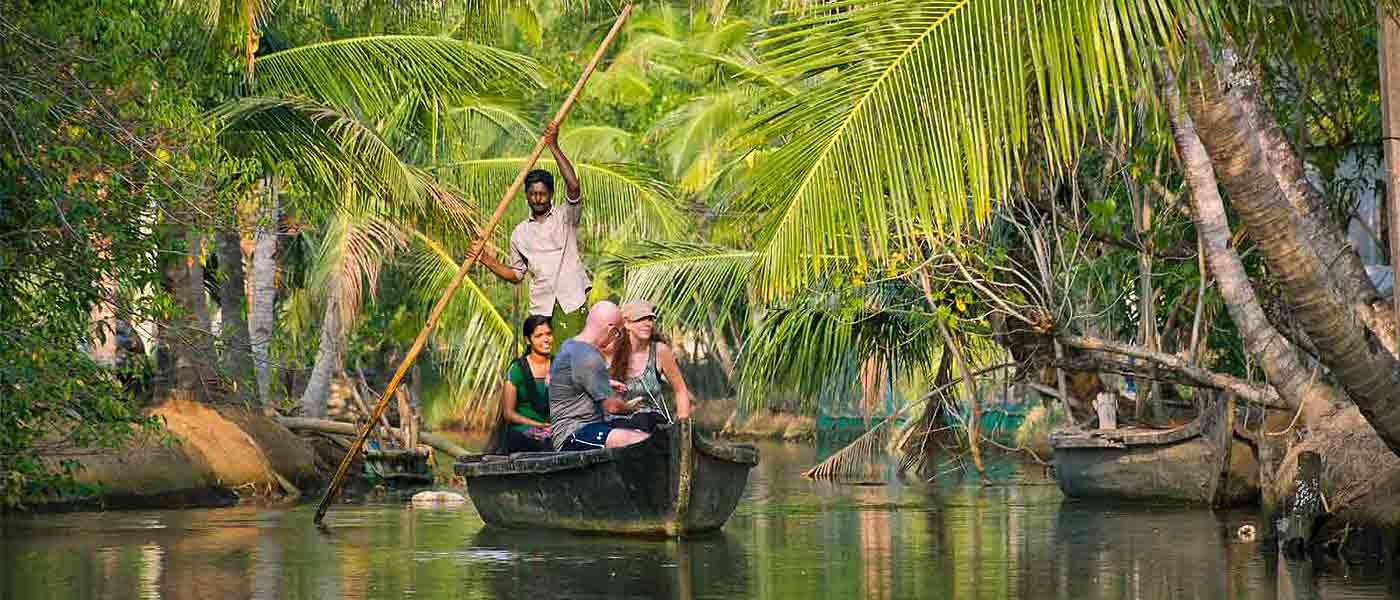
[524,169,554,193]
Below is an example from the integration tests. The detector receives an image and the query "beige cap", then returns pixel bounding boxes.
[621,300,656,322]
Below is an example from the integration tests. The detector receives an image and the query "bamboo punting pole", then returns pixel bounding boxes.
[314,4,636,525]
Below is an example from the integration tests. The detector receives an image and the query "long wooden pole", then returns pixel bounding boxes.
[314,4,636,524]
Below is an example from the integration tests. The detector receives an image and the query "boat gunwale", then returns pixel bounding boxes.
[1050,419,1204,449]
[454,427,758,478]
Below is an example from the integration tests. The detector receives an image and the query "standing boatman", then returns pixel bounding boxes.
[473,123,590,341]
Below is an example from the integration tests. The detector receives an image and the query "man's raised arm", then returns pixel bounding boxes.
[543,123,581,202]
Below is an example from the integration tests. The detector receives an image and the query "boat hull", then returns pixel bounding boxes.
[455,421,758,536]
[1051,392,1259,506]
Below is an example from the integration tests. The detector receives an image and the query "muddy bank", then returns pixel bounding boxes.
[22,398,329,512]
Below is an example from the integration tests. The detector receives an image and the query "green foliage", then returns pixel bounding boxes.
[737,0,1206,295]
[0,0,233,506]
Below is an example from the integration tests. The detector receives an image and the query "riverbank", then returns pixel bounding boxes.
[691,399,817,441]
[18,397,326,512]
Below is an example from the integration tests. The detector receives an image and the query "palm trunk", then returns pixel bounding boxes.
[299,298,339,418]
[1380,2,1400,336]
[1131,178,1159,422]
[1189,234,1207,363]
[1167,81,1343,424]
[217,229,254,402]
[1248,60,1399,356]
[1186,53,1400,453]
[707,307,738,383]
[88,235,119,367]
[250,178,280,404]
[159,225,215,400]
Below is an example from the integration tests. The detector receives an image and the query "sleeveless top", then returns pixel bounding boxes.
[606,342,669,420]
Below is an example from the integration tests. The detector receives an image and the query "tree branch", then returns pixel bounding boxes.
[1058,334,1285,409]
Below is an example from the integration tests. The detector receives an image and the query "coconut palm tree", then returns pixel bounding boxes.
[608,0,1400,489]
[212,31,545,413]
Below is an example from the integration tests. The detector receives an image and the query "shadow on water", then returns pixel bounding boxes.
[2,442,1398,599]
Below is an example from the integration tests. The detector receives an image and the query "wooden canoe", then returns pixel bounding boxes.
[1050,392,1259,506]
[454,419,759,536]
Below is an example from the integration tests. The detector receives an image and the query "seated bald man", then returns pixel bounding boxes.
[548,301,651,451]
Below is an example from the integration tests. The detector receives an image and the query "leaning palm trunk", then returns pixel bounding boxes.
[299,298,339,419]
[250,178,279,404]
[1185,55,1400,454]
[1166,80,1344,425]
[1244,67,1398,356]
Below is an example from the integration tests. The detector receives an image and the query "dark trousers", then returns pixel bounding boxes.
[505,429,552,453]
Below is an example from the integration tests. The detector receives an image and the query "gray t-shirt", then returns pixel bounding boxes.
[548,338,613,450]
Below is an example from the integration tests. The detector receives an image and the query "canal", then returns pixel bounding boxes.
[2,442,1395,599]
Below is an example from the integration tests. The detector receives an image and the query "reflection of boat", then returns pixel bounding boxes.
[1050,392,1258,505]
[1050,500,1246,599]
[471,527,746,600]
[455,420,758,536]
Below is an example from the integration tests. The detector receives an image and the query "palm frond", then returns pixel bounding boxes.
[647,89,755,193]
[740,0,1204,297]
[273,0,458,29]
[588,68,658,105]
[735,281,943,411]
[699,18,755,53]
[216,96,441,218]
[168,0,271,31]
[560,126,635,163]
[405,229,515,419]
[604,240,759,333]
[216,95,480,234]
[510,1,545,47]
[437,157,686,240]
[684,50,797,94]
[804,417,895,480]
[461,0,621,41]
[407,98,538,165]
[254,35,543,118]
[306,211,411,336]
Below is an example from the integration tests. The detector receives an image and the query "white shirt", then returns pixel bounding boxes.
[508,197,591,315]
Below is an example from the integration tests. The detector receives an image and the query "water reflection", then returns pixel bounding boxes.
[469,529,746,600]
[2,443,1397,600]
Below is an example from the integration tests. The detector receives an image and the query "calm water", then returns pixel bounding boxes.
[2,442,1396,600]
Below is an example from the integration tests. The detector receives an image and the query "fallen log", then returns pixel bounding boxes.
[276,417,469,459]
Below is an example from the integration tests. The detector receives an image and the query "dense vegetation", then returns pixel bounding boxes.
[5,0,1400,516]
[0,0,242,504]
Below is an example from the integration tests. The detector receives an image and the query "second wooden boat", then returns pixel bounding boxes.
[1050,392,1259,506]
